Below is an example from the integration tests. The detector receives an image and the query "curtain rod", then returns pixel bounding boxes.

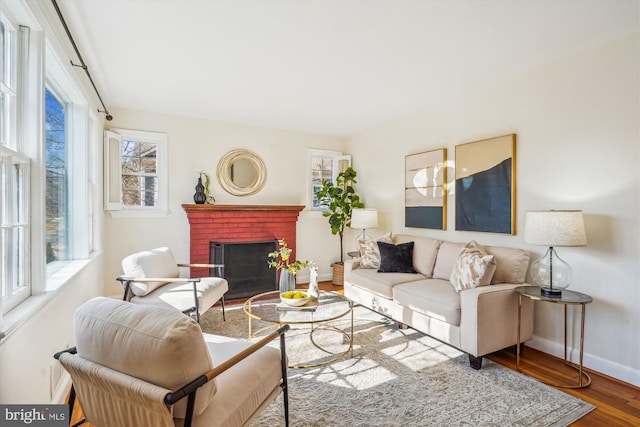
[50,0,113,121]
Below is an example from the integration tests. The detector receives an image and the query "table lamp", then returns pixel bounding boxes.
[350,208,379,241]
[524,210,587,296]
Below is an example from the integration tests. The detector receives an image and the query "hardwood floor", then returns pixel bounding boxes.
[69,281,640,426]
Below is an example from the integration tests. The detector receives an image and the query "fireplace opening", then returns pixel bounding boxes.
[210,240,278,300]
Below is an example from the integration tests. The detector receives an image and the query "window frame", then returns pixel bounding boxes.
[308,149,351,211]
[1,13,31,314]
[0,147,30,313]
[104,128,169,218]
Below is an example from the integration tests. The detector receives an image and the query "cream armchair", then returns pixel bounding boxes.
[117,247,228,322]
[55,297,289,427]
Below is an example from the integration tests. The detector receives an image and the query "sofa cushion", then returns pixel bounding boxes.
[122,247,181,296]
[449,241,497,293]
[348,268,426,299]
[393,234,441,277]
[393,279,462,326]
[74,297,215,418]
[358,232,393,269]
[378,241,417,273]
[432,241,465,280]
[485,246,530,284]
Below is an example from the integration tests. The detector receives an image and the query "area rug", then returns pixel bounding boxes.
[200,303,595,427]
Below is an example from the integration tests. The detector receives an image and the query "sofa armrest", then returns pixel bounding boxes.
[459,284,534,357]
[343,259,361,274]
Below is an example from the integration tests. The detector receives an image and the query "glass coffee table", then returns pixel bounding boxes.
[243,290,354,369]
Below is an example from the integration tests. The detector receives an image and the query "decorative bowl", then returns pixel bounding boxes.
[280,290,311,307]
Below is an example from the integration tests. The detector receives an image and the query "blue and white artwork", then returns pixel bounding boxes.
[455,134,516,234]
[405,149,447,229]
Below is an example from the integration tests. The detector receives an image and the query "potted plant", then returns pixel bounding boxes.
[268,239,310,293]
[315,166,365,285]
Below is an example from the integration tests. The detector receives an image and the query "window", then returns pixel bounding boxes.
[0,17,17,149]
[1,4,101,323]
[45,88,67,262]
[104,128,168,217]
[308,149,351,210]
[0,150,30,313]
[1,15,29,313]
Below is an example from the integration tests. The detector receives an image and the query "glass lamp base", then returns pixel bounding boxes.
[531,247,573,295]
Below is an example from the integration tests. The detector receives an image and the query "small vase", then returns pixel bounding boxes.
[194,177,206,204]
[279,270,296,294]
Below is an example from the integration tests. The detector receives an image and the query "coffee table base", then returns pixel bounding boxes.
[244,291,354,369]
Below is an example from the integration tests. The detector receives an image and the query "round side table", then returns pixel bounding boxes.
[516,285,593,388]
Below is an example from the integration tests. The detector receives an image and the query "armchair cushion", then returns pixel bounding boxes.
[131,277,228,314]
[74,297,216,418]
[122,247,181,296]
[193,334,284,427]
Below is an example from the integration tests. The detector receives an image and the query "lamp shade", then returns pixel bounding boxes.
[524,210,587,247]
[350,209,379,229]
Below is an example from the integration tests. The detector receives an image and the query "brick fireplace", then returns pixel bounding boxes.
[182,204,305,282]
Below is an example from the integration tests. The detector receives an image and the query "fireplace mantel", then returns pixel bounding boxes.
[182,204,305,212]
[182,204,305,280]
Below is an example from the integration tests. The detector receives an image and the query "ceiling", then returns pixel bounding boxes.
[54,0,638,136]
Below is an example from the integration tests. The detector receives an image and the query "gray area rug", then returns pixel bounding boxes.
[200,303,595,426]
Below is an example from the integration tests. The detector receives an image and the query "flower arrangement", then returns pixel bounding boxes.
[267,239,310,275]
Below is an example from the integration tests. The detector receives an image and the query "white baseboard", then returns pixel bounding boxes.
[295,273,333,284]
[51,373,71,404]
[527,335,640,388]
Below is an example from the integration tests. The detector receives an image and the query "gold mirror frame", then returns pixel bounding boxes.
[216,149,267,196]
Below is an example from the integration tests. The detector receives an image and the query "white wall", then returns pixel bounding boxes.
[346,34,640,386]
[0,255,105,403]
[103,110,347,296]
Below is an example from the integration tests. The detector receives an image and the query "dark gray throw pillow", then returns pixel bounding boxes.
[377,241,417,273]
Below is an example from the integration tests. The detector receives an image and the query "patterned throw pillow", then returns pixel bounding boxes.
[377,241,417,274]
[449,240,497,293]
[358,233,393,269]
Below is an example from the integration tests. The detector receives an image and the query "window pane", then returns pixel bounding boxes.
[120,139,159,207]
[122,175,158,207]
[1,21,16,91]
[310,155,335,209]
[0,92,5,145]
[1,228,6,298]
[0,21,4,84]
[45,89,68,263]
[0,164,28,301]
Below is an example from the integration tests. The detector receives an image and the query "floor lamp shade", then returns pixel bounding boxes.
[351,209,379,240]
[524,210,587,296]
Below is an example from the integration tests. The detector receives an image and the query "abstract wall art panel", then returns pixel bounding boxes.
[405,148,447,229]
[455,134,516,234]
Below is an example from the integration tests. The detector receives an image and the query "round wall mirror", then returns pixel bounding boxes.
[216,149,267,196]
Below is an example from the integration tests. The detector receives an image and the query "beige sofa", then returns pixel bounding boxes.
[344,234,534,369]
